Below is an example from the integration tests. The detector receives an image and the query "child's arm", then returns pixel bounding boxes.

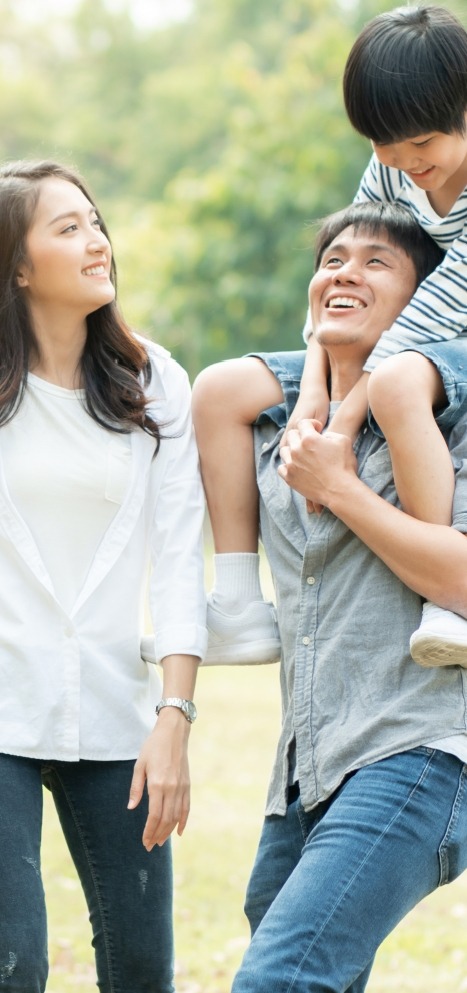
[326,372,369,440]
[287,334,331,430]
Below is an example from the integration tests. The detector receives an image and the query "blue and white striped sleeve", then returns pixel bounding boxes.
[364,235,467,369]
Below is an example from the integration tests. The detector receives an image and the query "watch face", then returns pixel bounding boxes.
[183,700,197,723]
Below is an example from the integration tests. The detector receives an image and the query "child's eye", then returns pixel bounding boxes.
[368,257,386,265]
[324,256,342,267]
[412,138,432,148]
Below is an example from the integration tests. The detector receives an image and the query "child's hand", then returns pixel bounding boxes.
[284,391,329,515]
[286,389,330,434]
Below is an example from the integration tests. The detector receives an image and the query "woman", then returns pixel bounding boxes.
[0,160,207,992]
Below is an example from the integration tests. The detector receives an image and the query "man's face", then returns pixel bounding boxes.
[309,226,418,362]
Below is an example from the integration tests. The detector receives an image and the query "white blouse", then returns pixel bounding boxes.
[0,340,207,761]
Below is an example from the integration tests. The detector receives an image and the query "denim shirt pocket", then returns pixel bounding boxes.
[359,445,396,499]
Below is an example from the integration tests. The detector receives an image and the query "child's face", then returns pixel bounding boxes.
[372,120,467,194]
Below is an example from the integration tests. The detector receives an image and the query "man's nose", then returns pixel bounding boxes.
[332,264,363,283]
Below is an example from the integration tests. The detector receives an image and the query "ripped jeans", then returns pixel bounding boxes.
[0,754,174,993]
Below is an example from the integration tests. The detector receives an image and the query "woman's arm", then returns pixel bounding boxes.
[131,352,207,850]
[128,652,198,851]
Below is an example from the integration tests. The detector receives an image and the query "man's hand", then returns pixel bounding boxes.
[278,419,358,510]
[128,708,191,851]
[285,390,328,514]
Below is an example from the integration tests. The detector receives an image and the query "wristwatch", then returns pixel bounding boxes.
[155,697,197,724]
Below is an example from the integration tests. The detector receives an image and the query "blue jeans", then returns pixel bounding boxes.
[232,747,467,993]
[0,754,174,993]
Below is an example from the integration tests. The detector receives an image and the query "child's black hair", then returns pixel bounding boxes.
[343,5,467,144]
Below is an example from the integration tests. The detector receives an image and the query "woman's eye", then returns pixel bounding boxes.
[62,223,78,233]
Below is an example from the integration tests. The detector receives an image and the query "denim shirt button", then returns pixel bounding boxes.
[302,636,311,646]
[306,576,316,585]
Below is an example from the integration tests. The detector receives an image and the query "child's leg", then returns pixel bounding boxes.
[192,357,282,552]
[192,357,283,551]
[369,351,467,669]
[192,357,284,665]
[368,351,454,525]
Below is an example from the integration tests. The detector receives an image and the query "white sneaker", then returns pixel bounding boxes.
[205,597,281,666]
[409,602,467,668]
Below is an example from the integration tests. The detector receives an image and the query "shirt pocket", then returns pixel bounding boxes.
[105,437,132,504]
[360,446,395,496]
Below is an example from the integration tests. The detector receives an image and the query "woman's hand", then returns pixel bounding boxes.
[128,707,191,851]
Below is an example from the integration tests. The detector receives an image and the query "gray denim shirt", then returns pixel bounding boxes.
[255,412,467,817]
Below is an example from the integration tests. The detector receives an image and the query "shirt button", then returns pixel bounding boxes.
[306,576,316,585]
[302,636,311,646]
[64,626,74,638]
[262,442,269,451]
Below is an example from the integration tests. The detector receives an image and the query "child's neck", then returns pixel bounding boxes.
[428,156,467,217]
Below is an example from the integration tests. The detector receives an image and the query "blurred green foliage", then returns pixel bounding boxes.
[0,0,464,376]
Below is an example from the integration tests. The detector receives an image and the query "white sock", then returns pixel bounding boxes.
[210,553,264,612]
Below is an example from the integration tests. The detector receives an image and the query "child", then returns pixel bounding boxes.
[192,4,467,669]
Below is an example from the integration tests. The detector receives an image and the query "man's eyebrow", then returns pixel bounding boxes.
[361,242,401,256]
[322,240,401,258]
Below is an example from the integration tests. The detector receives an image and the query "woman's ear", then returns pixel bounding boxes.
[16,269,29,288]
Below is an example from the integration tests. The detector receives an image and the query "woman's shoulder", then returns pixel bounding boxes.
[134,333,191,420]
[135,333,188,382]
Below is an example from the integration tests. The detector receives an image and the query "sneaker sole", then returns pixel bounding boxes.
[203,639,281,667]
[410,633,467,668]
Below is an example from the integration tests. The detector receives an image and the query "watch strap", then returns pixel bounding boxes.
[155,697,197,723]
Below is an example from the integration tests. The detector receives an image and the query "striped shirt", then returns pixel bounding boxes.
[303,154,467,371]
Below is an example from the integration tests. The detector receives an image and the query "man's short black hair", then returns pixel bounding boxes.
[314,201,445,288]
[343,5,467,144]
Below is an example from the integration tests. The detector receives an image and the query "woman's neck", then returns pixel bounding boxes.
[29,314,87,389]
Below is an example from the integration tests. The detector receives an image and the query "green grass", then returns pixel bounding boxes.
[43,661,467,991]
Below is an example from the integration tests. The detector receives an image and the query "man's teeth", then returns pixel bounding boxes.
[328,296,364,309]
[83,265,105,275]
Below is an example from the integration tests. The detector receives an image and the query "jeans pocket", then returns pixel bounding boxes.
[438,762,467,885]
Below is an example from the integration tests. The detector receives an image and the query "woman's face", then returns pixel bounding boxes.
[17,176,115,322]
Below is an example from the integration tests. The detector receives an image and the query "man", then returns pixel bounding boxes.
[231,201,467,993]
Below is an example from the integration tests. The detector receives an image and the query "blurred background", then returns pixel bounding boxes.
[4,1,467,990]
[4,0,464,380]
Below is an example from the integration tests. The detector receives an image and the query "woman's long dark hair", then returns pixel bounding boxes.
[0,160,161,449]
